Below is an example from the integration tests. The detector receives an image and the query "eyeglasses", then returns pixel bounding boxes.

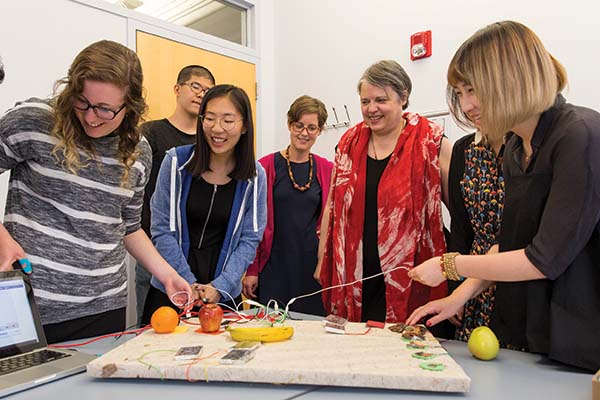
[290,122,320,136]
[180,81,212,96]
[200,114,244,132]
[73,98,126,120]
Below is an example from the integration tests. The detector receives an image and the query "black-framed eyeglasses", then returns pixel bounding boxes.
[73,98,126,120]
[200,114,244,132]
[180,81,212,96]
[290,121,320,136]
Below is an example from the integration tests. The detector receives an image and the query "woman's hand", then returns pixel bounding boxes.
[406,294,465,327]
[162,273,193,307]
[448,306,465,327]
[242,275,258,299]
[197,283,221,304]
[407,256,445,287]
[0,225,26,271]
[313,265,321,284]
[313,256,324,284]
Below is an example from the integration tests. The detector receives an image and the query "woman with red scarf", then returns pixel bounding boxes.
[315,60,451,323]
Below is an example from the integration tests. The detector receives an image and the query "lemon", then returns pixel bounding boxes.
[467,326,500,361]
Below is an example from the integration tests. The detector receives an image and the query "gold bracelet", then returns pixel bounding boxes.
[448,253,461,280]
[446,253,461,281]
[442,252,462,281]
[438,256,448,280]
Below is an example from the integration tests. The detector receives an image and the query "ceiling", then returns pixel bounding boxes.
[104,0,243,44]
[107,0,226,25]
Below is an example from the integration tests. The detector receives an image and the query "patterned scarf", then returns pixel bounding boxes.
[320,114,447,322]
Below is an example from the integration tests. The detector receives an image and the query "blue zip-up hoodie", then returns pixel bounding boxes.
[149,144,267,301]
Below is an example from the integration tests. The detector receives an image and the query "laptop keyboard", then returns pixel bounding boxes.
[0,349,71,376]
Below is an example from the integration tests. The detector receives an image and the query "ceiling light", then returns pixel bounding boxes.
[118,0,143,10]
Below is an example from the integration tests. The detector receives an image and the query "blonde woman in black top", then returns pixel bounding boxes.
[408,21,600,371]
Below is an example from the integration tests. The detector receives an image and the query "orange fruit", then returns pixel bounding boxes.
[151,306,179,333]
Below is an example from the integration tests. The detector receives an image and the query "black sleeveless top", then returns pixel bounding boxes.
[361,154,391,322]
[258,153,324,315]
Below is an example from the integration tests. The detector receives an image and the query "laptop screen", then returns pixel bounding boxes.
[0,271,46,358]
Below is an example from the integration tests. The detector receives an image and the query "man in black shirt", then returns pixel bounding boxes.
[135,65,215,324]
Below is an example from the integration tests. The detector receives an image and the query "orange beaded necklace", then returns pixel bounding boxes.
[285,145,313,192]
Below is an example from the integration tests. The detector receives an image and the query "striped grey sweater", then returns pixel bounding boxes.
[0,99,151,325]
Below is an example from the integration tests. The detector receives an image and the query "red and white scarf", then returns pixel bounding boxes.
[320,113,447,322]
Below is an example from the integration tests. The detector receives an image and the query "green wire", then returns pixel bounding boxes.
[137,349,177,380]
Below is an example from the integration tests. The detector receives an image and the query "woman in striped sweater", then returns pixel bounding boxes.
[0,40,192,343]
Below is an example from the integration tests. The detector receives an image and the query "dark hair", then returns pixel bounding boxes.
[177,65,215,85]
[287,95,328,128]
[187,84,256,180]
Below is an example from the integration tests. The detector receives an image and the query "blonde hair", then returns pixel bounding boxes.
[51,40,147,185]
[447,21,567,141]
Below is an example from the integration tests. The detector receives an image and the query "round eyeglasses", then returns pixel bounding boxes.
[290,122,320,136]
[200,115,244,132]
[73,98,126,120]
[180,81,212,96]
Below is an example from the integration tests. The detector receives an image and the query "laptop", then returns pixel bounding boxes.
[0,270,96,397]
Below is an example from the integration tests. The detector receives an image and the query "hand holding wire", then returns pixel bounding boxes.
[176,264,415,328]
[191,283,220,304]
[0,230,28,272]
[169,290,195,308]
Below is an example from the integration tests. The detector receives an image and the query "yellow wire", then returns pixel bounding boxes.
[137,349,176,380]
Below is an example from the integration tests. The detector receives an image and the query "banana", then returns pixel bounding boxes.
[226,326,294,343]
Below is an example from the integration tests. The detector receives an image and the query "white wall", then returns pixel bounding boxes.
[0,0,128,218]
[254,0,276,159]
[0,1,128,113]
[267,0,600,160]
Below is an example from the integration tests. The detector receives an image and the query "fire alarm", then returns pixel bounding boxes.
[410,30,432,61]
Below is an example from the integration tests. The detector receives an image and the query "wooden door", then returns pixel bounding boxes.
[136,30,256,126]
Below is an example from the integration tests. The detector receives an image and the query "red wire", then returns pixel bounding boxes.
[49,326,150,348]
[48,300,196,349]
[184,350,224,382]
[47,302,264,349]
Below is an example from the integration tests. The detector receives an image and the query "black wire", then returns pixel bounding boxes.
[280,387,322,400]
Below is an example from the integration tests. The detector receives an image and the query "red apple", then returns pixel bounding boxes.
[199,304,224,333]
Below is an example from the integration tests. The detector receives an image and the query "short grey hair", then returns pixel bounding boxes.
[357,60,412,110]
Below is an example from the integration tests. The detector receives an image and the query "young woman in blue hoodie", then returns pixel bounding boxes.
[141,85,267,323]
